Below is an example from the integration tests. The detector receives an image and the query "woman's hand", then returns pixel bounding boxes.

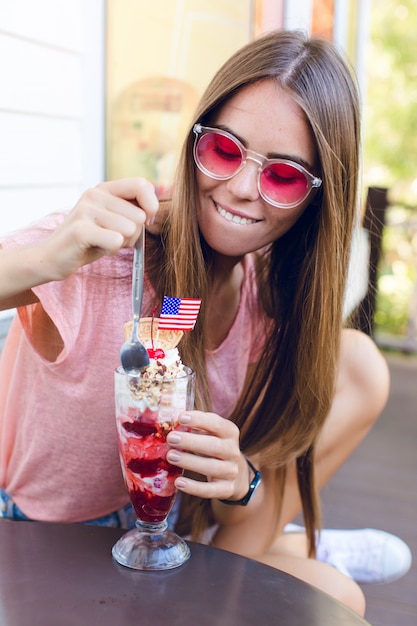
[166,410,250,501]
[39,178,159,282]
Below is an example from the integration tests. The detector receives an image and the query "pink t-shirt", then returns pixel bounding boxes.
[0,213,265,522]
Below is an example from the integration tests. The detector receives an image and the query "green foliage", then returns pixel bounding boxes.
[364,0,417,191]
[364,2,417,340]
[375,205,417,335]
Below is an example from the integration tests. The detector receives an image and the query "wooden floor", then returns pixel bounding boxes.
[319,351,417,626]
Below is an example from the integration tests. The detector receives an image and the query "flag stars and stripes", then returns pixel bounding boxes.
[158,296,202,331]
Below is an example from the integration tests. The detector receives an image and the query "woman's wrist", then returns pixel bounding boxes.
[219,456,262,506]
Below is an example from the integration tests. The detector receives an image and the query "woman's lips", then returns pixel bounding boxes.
[215,202,259,225]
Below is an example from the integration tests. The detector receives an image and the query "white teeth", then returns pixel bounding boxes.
[215,204,256,225]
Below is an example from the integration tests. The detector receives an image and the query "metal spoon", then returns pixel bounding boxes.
[120,226,150,374]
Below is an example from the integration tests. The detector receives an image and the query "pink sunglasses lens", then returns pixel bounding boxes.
[260,163,308,205]
[196,132,243,177]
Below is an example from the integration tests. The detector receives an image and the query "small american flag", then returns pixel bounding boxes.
[158,296,202,331]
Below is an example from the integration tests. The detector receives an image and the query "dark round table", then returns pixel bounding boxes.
[0,520,370,625]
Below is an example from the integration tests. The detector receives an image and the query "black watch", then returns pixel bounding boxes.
[219,458,262,506]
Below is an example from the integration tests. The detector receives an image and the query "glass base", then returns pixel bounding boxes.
[112,520,191,570]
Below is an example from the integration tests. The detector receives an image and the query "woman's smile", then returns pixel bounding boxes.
[214,201,260,226]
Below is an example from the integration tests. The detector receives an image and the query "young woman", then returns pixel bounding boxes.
[0,31,410,615]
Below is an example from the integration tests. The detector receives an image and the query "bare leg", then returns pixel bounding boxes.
[256,540,366,616]
[214,330,388,615]
[255,330,388,615]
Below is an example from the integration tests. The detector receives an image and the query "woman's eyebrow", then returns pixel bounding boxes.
[212,123,316,171]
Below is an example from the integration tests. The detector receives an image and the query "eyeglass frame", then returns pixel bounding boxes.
[192,123,322,209]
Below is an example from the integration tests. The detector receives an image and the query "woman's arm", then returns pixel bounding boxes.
[211,464,282,556]
[0,243,51,309]
[0,178,159,309]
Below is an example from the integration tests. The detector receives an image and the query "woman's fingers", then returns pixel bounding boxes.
[78,178,159,246]
[99,177,159,225]
[167,446,238,480]
[166,411,244,499]
[174,473,237,500]
[70,195,140,251]
[43,178,160,279]
[168,411,240,461]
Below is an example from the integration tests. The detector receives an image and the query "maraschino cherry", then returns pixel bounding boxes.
[147,348,165,360]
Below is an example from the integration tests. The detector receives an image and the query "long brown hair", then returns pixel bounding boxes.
[147,30,361,555]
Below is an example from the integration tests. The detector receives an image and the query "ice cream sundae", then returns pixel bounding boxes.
[115,318,194,523]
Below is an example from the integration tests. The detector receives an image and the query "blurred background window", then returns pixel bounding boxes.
[105,0,254,197]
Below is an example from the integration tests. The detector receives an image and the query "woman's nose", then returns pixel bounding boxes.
[226,159,260,202]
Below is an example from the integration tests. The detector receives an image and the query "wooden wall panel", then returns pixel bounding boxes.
[0,0,104,239]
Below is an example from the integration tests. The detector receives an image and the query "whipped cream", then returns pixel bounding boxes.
[142,346,186,381]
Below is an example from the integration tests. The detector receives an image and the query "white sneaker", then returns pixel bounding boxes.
[284,524,412,584]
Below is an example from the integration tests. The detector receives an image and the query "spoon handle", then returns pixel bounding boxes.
[132,226,145,331]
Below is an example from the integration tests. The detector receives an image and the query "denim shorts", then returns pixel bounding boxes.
[0,489,179,530]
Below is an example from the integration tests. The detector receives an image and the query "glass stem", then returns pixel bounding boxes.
[135,519,168,533]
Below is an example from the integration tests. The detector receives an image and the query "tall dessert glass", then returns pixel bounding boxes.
[112,365,195,570]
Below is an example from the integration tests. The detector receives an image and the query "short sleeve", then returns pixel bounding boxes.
[1,213,83,364]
